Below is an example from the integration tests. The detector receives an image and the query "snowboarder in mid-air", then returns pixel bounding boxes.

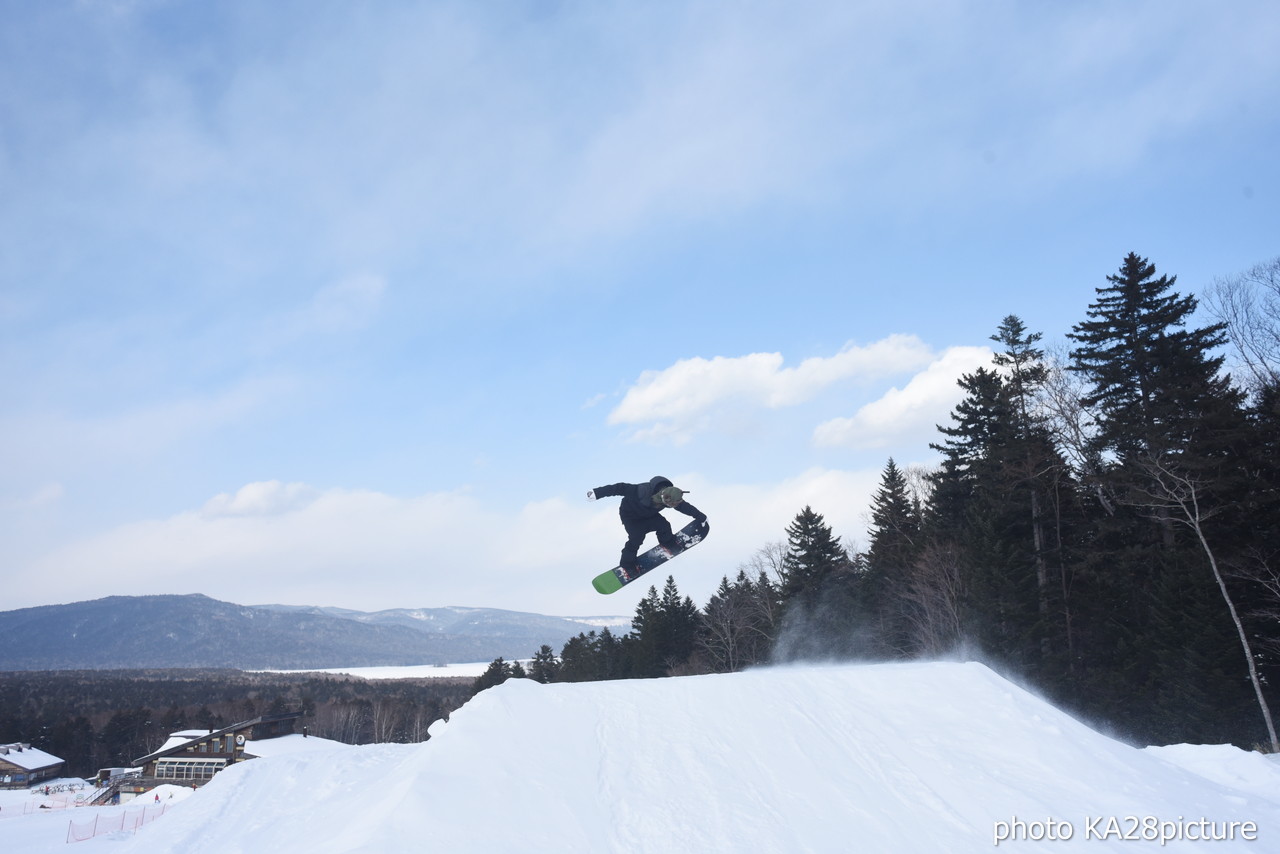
[589,476,707,574]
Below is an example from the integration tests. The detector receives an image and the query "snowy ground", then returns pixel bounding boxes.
[0,777,99,815]
[2,661,1278,852]
[257,660,503,679]
[0,780,195,847]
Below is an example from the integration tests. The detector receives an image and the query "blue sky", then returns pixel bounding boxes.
[3,0,1277,618]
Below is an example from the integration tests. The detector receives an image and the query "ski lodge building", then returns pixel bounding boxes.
[0,742,65,788]
[95,710,346,804]
[127,711,306,787]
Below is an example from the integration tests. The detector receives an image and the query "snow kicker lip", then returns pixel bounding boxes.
[100,660,1280,853]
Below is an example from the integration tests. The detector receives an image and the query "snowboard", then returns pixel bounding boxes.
[591,518,709,594]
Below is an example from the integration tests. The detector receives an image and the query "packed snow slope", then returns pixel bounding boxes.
[115,661,1278,853]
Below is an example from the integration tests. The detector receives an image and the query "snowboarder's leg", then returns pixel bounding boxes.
[620,521,648,568]
[653,516,677,552]
[620,517,677,566]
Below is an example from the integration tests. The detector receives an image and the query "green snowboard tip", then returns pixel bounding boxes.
[592,570,623,595]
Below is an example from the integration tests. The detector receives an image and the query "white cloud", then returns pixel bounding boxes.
[813,346,992,449]
[17,469,890,616]
[202,481,322,518]
[21,483,626,614]
[608,335,935,443]
[27,485,493,607]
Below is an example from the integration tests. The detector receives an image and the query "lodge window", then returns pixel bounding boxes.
[154,758,226,780]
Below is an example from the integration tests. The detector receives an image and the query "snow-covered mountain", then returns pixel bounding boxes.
[0,595,627,670]
[6,661,1275,852]
[251,602,630,639]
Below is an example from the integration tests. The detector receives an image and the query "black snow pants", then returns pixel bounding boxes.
[621,515,678,568]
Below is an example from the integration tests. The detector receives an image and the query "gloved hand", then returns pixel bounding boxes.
[587,489,596,501]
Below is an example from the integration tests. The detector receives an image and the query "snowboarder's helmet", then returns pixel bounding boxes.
[657,486,686,507]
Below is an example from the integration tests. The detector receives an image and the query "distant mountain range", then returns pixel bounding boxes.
[0,594,630,671]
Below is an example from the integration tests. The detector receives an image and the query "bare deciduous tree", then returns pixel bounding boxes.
[1204,256,1280,393]
[700,578,752,673]
[407,706,433,743]
[1133,454,1279,752]
[902,463,937,511]
[742,539,787,586]
[1229,548,1280,662]
[314,701,367,744]
[699,543,787,672]
[902,542,963,656]
[370,699,399,743]
[1038,346,1111,506]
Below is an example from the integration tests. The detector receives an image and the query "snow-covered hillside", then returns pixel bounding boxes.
[6,662,1280,852]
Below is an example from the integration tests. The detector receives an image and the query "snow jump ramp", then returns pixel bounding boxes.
[117,661,1280,853]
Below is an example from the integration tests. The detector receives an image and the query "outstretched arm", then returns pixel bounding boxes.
[589,483,630,500]
[675,499,707,523]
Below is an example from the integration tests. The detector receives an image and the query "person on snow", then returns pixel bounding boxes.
[588,476,707,573]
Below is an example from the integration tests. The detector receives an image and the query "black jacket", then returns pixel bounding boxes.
[593,476,706,524]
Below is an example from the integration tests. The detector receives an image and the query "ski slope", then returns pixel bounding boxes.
[5,661,1280,852]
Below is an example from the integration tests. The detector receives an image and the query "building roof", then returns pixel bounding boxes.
[154,730,215,753]
[132,712,304,766]
[242,733,350,759]
[0,743,64,771]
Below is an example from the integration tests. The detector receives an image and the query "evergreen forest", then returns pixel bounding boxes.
[488,253,1280,751]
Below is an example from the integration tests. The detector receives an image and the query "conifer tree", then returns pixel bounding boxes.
[867,459,920,567]
[1067,252,1237,466]
[472,658,515,694]
[555,633,599,683]
[779,506,848,602]
[629,578,701,677]
[991,315,1049,433]
[928,367,1012,539]
[594,627,625,680]
[776,506,854,659]
[1067,253,1263,742]
[862,459,921,656]
[928,327,1073,672]
[990,315,1080,667]
[528,645,560,684]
